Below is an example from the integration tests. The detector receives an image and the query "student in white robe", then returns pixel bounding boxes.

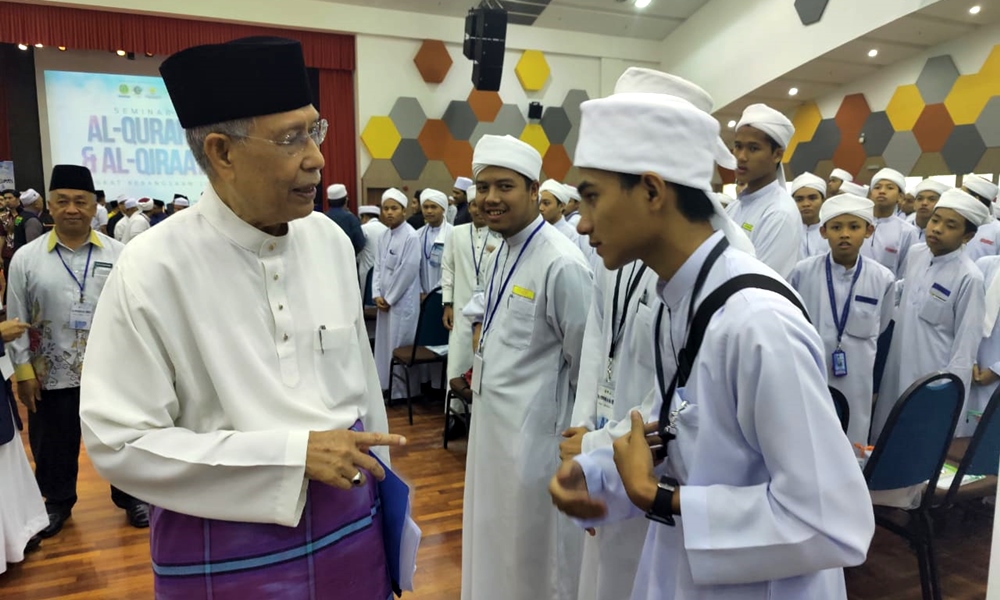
[549,91,874,600]
[415,189,453,295]
[872,189,989,442]
[907,179,949,243]
[564,184,582,226]
[115,198,137,242]
[725,103,802,278]
[860,168,919,278]
[828,167,854,197]
[963,175,1000,262]
[789,195,895,445]
[899,191,916,218]
[373,188,422,400]
[460,134,593,600]
[356,205,387,294]
[791,172,827,260]
[970,254,1000,437]
[539,179,580,243]
[78,37,406,599]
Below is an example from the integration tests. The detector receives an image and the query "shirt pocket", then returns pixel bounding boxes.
[917,294,954,331]
[500,294,535,350]
[314,324,367,408]
[631,302,656,369]
[845,300,879,340]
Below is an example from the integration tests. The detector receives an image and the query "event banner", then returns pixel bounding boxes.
[44,70,207,201]
[0,162,13,190]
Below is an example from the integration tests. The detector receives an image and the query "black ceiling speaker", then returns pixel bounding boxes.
[465,1,508,92]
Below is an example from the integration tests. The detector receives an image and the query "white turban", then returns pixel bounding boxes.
[870,168,906,192]
[736,103,795,186]
[840,181,868,197]
[326,184,347,200]
[381,188,408,209]
[359,205,380,217]
[964,174,999,202]
[19,188,40,206]
[912,179,949,197]
[421,188,448,211]
[472,134,542,181]
[830,168,854,183]
[539,179,570,205]
[819,194,875,227]
[138,197,154,212]
[123,197,139,210]
[453,176,474,192]
[564,185,580,202]
[173,197,190,207]
[790,172,827,197]
[935,188,991,228]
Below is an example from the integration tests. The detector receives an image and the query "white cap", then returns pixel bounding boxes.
[359,205,380,216]
[19,188,40,206]
[830,168,854,183]
[327,184,347,200]
[936,188,992,227]
[539,179,570,204]
[840,181,868,197]
[870,168,906,192]
[453,177,474,192]
[420,188,448,211]
[137,197,154,212]
[913,179,950,197]
[173,197,190,207]
[790,172,827,197]
[472,135,542,181]
[564,184,580,202]
[124,197,139,210]
[964,174,999,202]
[381,188,408,209]
[819,194,875,226]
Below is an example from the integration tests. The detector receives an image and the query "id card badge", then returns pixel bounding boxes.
[69,302,95,330]
[471,352,484,395]
[596,384,615,429]
[430,243,444,268]
[832,348,848,377]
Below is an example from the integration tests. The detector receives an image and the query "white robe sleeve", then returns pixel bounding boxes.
[383,234,420,307]
[6,253,31,371]
[440,228,457,305]
[581,388,658,455]
[749,209,800,279]
[545,257,593,394]
[896,226,918,277]
[372,234,384,299]
[573,445,647,528]
[679,304,874,585]
[948,271,986,398]
[571,275,605,431]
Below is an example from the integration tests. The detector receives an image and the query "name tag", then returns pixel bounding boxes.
[854,295,879,305]
[982,239,995,246]
[885,246,898,254]
[930,283,951,302]
[742,222,754,232]
[471,353,483,395]
[92,261,114,277]
[512,285,534,300]
[596,384,615,429]
[430,243,444,268]
[69,302,95,330]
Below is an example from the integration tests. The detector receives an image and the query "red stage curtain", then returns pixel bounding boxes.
[0,47,9,162]
[319,69,358,212]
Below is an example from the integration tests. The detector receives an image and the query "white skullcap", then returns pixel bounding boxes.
[453,176,474,192]
[830,168,854,183]
[19,188,40,205]
[359,205,380,216]
[138,197,154,212]
[913,179,949,197]
[736,104,795,185]
[173,197,190,207]
[964,174,999,202]
[539,179,570,205]
[839,181,867,197]
[123,197,139,210]
[791,172,827,197]
[326,184,347,200]
[936,188,991,227]
[819,194,875,226]
[472,135,542,181]
[564,184,580,202]
[381,188,408,209]
[421,188,448,211]
[870,168,906,192]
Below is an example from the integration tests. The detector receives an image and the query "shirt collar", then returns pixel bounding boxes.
[657,230,726,309]
[197,184,289,256]
[506,215,544,248]
[930,247,963,265]
[737,179,782,204]
[46,229,103,252]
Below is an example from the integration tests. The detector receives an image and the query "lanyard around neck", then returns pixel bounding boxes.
[55,242,94,303]
[481,221,545,341]
[826,254,863,346]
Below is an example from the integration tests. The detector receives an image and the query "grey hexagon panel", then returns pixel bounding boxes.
[882,131,922,175]
[809,119,841,160]
[561,89,590,128]
[388,97,427,140]
[915,55,960,105]
[470,104,527,146]
[391,139,428,180]
[540,106,572,145]
[942,125,987,174]
[975,96,1000,146]
[442,100,478,141]
[795,0,828,25]
[788,140,822,176]
[860,112,894,157]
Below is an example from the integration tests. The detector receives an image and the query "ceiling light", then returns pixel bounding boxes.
[727,120,737,128]
[34,43,43,48]
[788,87,799,96]
[868,49,878,58]
[635,0,652,7]
[969,5,981,14]
[116,49,126,56]
[17,44,27,51]
[58,46,66,51]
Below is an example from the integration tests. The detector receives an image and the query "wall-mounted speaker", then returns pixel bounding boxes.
[465,4,508,92]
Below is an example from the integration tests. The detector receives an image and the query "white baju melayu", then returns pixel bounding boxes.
[872,244,985,442]
[565,211,581,227]
[553,216,580,244]
[800,223,826,260]
[461,215,593,600]
[789,254,895,445]
[575,232,874,600]
[571,261,659,600]
[417,222,453,294]
[78,184,391,526]
[121,211,151,244]
[0,402,48,574]
[357,219,388,294]
[372,223,422,399]
[725,180,802,278]
[859,215,919,278]
[965,220,1000,262]
[963,255,1000,437]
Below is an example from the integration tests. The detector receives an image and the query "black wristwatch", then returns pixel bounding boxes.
[645,475,678,526]
[443,302,453,307]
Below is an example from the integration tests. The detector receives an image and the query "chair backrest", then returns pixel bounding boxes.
[945,383,1000,503]
[363,269,374,307]
[413,288,449,348]
[828,386,850,434]
[864,372,964,507]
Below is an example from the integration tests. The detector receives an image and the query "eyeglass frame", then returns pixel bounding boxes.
[231,118,328,155]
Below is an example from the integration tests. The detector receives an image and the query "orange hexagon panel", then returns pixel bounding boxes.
[515,50,550,91]
[418,119,452,161]
[835,94,871,138]
[912,104,954,152]
[832,139,866,177]
[414,39,453,84]
[468,89,504,122]
[443,138,474,179]
[543,145,572,182]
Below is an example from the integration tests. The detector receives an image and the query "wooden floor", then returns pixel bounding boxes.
[0,397,993,599]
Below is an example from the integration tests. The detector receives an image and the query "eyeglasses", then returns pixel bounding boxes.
[236,118,328,156]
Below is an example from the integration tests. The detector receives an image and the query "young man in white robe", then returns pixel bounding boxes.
[791,172,827,260]
[460,134,593,600]
[356,204,387,295]
[963,175,1000,262]
[872,189,989,442]
[970,253,1000,437]
[539,179,580,243]
[860,168,919,278]
[789,195,895,446]
[828,167,854,197]
[373,188,422,401]
[549,91,873,600]
[416,188,453,295]
[907,179,949,242]
[564,184,582,227]
[725,103,802,278]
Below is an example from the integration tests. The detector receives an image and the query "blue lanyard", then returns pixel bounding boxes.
[825,254,863,346]
[422,226,434,260]
[471,227,488,282]
[55,242,94,303]
[481,221,544,339]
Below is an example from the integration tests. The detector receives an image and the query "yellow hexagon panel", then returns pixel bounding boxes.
[784,101,822,164]
[515,50,550,91]
[886,84,925,131]
[979,44,1000,79]
[520,124,550,158]
[361,116,402,160]
[945,73,996,125]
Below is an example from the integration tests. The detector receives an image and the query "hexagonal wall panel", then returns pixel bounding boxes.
[912,104,954,152]
[391,139,428,180]
[835,93,871,138]
[543,145,572,182]
[389,97,427,139]
[442,100,478,141]
[976,97,1000,146]
[832,139,866,178]
[361,116,402,160]
[561,89,590,126]
[468,89,503,122]
[976,148,1000,175]
[941,125,987,174]
[786,102,823,163]
[418,119,452,161]
[443,138,473,179]
[470,104,527,146]
[788,139,823,176]
[860,111,894,157]
[515,50,550,91]
[860,157,887,183]
[520,124,550,158]
[540,106,572,145]
[912,152,949,177]
[795,0,828,25]
[883,130,922,175]
[414,39,452,84]
[945,73,995,125]
[416,160,453,188]
[808,119,841,160]
[886,85,925,131]
[916,55,960,105]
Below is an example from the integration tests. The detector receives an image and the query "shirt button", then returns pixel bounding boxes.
[283,333,289,341]
[273,274,279,281]
[278,304,284,310]
[269,243,276,251]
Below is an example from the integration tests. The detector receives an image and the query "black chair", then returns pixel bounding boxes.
[363,270,376,348]
[390,288,449,424]
[443,376,473,449]
[864,372,964,600]
[828,386,850,434]
[936,383,1000,509]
